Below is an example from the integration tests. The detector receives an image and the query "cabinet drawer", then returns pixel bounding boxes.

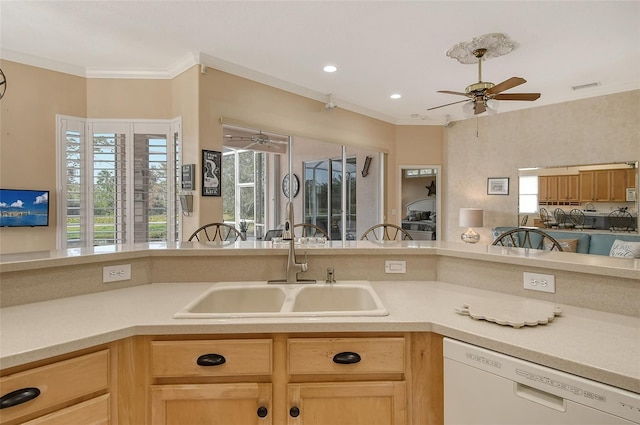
[0,350,110,425]
[23,394,110,425]
[288,337,405,375]
[151,339,272,378]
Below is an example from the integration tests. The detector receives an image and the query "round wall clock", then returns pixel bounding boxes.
[282,174,300,198]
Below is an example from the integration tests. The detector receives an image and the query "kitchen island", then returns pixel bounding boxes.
[0,241,638,424]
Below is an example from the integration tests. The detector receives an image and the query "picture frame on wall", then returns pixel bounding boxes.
[202,150,221,197]
[487,177,509,195]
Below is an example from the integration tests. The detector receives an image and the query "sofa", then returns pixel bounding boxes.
[492,227,640,256]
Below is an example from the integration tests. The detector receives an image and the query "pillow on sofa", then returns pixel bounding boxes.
[609,239,640,258]
[544,238,579,252]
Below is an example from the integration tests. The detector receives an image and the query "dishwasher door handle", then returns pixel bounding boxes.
[514,383,567,412]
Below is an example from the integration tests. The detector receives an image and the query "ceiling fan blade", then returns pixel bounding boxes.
[474,100,486,115]
[427,99,469,111]
[437,90,469,97]
[486,77,526,95]
[493,93,541,101]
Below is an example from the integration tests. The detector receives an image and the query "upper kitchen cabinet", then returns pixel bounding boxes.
[580,168,629,203]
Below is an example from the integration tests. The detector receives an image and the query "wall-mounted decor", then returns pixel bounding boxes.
[202,150,221,196]
[627,188,636,202]
[282,173,300,198]
[0,68,6,100]
[361,156,372,177]
[181,164,195,190]
[487,177,509,195]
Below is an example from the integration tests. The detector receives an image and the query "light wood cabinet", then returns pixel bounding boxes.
[145,334,429,425]
[580,169,629,202]
[151,383,272,425]
[288,381,406,425]
[539,176,558,202]
[540,175,581,205]
[626,169,638,188]
[557,175,579,202]
[610,169,627,202]
[0,350,111,425]
[579,171,596,202]
[150,339,273,425]
[287,337,407,424]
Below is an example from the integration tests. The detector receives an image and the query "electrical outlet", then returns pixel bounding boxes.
[103,264,131,283]
[523,272,555,293]
[385,260,406,274]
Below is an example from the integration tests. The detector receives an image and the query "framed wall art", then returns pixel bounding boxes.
[487,177,509,195]
[202,150,221,196]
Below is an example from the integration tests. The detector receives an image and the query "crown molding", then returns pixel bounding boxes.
[1,49,86,77]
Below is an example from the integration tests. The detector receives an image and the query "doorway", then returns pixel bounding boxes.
[398,165,441,240]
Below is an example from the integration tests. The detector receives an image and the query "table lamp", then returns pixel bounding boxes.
[459,208,483,243]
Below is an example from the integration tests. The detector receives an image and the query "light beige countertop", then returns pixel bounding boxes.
[1,280,638,393]
[2,240,639,280]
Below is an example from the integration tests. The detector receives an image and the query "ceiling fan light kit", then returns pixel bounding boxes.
[429,33,541,117]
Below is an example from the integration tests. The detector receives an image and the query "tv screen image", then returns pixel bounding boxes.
[0,189,50,227]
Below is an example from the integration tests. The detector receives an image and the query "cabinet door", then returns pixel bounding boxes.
[594,170,611,201]
[567,175,580,202]
[539,176,559,202]
[610,169,627,202]
[626,169,638,188]
[559,175,580,201]
[287,381,406,425]
[538,176,549,202]
[151,383,271,425]
[579,171,595,202]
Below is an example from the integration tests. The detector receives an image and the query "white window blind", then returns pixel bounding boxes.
[57,116,180,249]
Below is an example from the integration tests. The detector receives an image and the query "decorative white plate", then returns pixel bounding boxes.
[455,299,562,328]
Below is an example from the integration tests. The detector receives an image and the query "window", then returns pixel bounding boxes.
[57,116,180,249]
[519,175,538,214]
[222,149,267,238]
[304,157,357,240]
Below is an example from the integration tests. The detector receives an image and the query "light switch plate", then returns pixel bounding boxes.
[385,260,406,274]
[103,264,131,283]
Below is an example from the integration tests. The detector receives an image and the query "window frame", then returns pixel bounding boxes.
[56,115,181,249]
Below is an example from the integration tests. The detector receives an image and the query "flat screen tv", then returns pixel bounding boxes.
[0,189,50,227]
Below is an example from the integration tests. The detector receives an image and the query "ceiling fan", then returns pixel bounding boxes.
[223,131,288,153]
[428,48,540,115]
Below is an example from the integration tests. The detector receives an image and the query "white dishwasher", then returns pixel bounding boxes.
[444,338,640,425]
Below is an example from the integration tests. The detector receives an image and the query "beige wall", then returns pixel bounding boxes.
[0,62,408,252]
[188,67,398,235]
[392,126,443,222]
[0,61,87,253]
[2,58,637,253]
[444,90,640,242]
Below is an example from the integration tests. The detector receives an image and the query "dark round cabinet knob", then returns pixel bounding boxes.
[257,406,268,418]
[196,353,226,366]
[289,406,300,417]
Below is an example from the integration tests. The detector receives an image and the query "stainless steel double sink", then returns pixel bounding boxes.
[174,280,388,319]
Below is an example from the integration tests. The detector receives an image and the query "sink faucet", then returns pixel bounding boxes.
[269,201,315,284]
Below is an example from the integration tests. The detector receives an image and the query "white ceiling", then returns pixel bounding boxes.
[1,1,639,125]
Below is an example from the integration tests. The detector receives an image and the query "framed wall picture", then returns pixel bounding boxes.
[487,177,509,195]
[202,150,221,196]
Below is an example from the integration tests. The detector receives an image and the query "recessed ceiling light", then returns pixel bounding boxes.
[323,65,337,73]
[390,93,402,99]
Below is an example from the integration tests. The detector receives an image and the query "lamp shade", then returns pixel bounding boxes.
[459,208,483,228]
